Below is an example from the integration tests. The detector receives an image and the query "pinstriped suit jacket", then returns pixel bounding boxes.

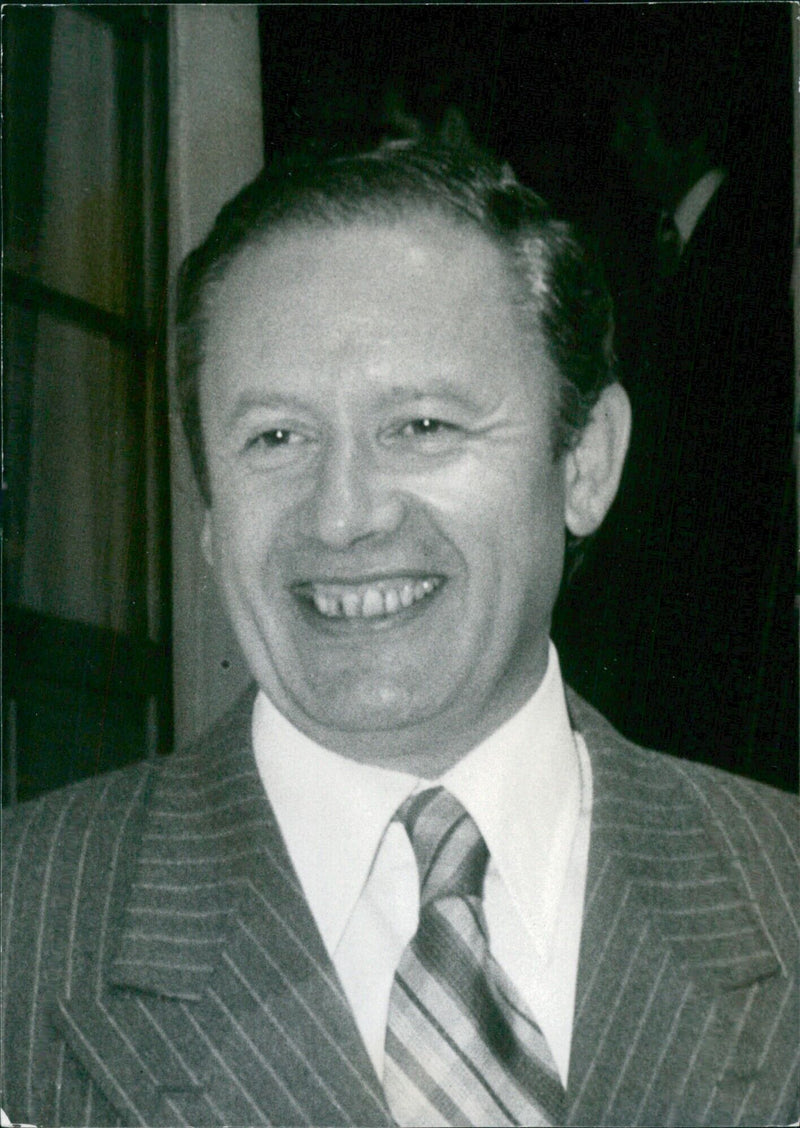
[2,689,798,1127]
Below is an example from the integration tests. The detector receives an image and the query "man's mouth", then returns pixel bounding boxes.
[299,576,444,620]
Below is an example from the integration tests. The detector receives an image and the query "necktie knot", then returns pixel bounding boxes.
[396,787,488,907]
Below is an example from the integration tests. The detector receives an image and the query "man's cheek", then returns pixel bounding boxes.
[404,460,505,521]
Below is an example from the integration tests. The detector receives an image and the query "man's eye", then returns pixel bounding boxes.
[399,418,455,438]
[383,417,466,454]
[248,428,301,449]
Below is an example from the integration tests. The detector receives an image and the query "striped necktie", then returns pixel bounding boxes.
[383,787,566,1127]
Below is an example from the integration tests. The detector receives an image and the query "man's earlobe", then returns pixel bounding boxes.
[564,382,631,537]
[201,511,214,567]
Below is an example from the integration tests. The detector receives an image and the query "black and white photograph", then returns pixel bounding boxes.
[2,5,798,1125]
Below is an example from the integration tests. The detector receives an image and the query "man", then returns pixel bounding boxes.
[559,80,796,784]
[3,143,797,1127]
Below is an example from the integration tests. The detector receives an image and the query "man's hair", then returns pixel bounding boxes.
[176,140,618,506]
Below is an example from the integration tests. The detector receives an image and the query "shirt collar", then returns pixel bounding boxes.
[252,642,580,959]
[442,648,580,957]
[673,167,726,246]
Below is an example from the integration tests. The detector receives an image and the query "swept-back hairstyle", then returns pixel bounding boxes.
[176,140,617,506]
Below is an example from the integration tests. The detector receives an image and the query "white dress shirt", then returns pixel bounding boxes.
[252,643,592,1087]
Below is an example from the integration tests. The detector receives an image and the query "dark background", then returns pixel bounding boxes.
[258,5,791,217]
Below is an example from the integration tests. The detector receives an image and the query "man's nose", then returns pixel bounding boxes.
[306,437,405,549]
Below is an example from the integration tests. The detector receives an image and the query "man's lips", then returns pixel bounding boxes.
[292,575,444,620]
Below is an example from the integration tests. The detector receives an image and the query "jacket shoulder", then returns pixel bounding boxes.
[2,683,258,911]
[2,760,153,891]
[568,687,799,961]
[2,762,155,1001]
[567,687,797,825]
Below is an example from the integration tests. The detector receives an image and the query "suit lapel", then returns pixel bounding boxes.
[566,694,783,1126]
[54,689,392,1126]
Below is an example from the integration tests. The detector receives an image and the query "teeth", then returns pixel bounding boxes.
[309,577,441,619]
[342,592,361,618]
[361,588,384,617]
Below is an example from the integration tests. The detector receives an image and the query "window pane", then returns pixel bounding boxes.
[17,310,144,635]
[2,7,53,277]
[8,8,129,317]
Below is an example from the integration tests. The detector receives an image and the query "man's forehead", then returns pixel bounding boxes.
[210,210,540,346]
[199,209,557,420]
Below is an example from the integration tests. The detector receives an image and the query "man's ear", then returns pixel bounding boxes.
[201,509,214,568]
[564,382,631,537]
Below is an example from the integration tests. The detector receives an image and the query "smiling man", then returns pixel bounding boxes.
[3,143,798,1128]
[196,206,601,774]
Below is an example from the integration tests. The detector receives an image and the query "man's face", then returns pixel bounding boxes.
[199,213,570,772]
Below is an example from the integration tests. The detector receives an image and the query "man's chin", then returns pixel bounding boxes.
[263,660,479,758]
[292,676,445,737]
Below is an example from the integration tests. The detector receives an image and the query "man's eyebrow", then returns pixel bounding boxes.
[223,383,499,425]
[223,392,311,427]
[380,382,496,412]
